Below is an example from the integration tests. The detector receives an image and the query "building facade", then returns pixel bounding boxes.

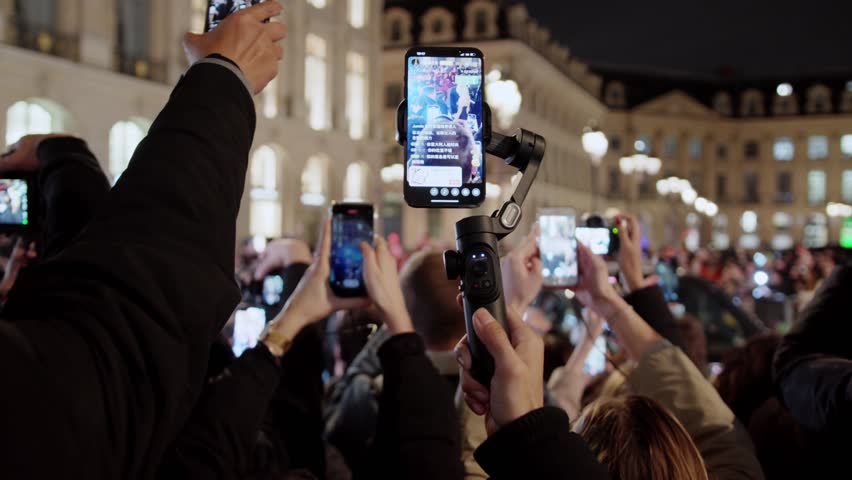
[600,70,852,250]
[0,0,385,244]
[381,0,608,250]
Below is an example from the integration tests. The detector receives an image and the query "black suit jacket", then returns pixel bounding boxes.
[0,59,255,479]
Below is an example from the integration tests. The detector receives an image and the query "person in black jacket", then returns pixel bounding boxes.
[773,262,852,477]
[0,3,286,478]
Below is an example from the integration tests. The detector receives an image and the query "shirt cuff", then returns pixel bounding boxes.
[193,55,252,95]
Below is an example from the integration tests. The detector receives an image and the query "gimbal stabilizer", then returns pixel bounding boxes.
[397,101,545,386]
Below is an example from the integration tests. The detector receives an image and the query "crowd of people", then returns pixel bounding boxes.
[0,2,850,478]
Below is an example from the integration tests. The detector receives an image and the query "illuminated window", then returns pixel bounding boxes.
[109,119,149,184]
[842,135,852,158]
[190,0,207,33]
[301,154,329,206]
[263,77,279,119]
[305,34,330,131]
[808,135,829,160]
[344,162,368,201]
[250,145,282,238]
[773,137,794,161]
[808,170,826,205]
[348,0,367,28]
[5,99,65,147]
[843,170,852,203]
[741,211,758,233]
[773,212,793,228]
[307,0,327,8]
[346,52,368,140]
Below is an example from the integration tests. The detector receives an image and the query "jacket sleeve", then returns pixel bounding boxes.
[157,344,281,479]
[366,333,464,480]
[35,137,111,259]
[623,285,685,350]
[629,342,765,480]
[1,59,255,478]
[773,264,852,433]
[474,407,609,480]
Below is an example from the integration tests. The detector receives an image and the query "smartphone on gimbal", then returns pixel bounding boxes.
[205,0,267,32]
[404,47,485,208]
[329,203,374,298]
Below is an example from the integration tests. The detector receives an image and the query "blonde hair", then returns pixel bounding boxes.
[574,395,708,480]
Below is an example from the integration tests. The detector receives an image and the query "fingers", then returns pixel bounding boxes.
[617,214,639,243]
[455,335,472,370]
[335,297,372,312]
[515,224,540,260]
[455,338,490,415]
[472,308,517,364]
[504,306,531,345]
[264,19,288,42]
[373,235,396,272]
[317,219,331,264]
[246,0,283,21]
[360,241,380,285]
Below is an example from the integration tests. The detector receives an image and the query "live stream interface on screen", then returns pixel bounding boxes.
[407,56,483,201]
[330,215,373,291]
[0,179,28,226]
[207,0,262,31]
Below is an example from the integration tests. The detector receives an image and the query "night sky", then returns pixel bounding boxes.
[521,0,852,79]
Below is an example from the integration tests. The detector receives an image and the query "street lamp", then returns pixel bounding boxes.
[582,123,609,212]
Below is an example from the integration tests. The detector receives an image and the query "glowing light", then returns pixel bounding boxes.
[753,271,769,286]
[776,83,793,97]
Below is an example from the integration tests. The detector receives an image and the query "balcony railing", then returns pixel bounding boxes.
[6,18,79,61]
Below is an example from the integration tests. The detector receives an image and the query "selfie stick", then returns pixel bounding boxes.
[397,102,545,386]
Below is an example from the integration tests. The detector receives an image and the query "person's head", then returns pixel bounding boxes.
[399,250,464,351]
[575,395,708,480]
[715,332,782,425]
[675,313,708,376]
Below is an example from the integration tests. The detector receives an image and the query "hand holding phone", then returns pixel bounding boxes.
[537,208,578,288]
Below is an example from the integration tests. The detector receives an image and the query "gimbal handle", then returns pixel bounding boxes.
[396,100,545,386]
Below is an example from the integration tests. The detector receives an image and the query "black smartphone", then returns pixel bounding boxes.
[576,226,619,256]
[537,208,578,288]
[404,47,485,208]
[205,0,266,32]
[330,203,374,298]
[0,175,33,234]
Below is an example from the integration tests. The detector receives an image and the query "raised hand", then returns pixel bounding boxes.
[501,224,544,314]
[182,1,287,94]
[361,235,414,335]
[456,307,544,436]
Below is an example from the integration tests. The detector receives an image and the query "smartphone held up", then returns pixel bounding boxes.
[404,47,485,208]
[205,0,267,32]
[537,208,578,288]
[330,203,374,298]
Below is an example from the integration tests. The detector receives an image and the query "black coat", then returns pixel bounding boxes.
[0,59,255,479]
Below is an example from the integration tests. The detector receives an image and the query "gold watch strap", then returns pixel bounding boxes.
[260,330,293,358]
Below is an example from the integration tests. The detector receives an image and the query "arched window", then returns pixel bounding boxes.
[420,7,455,43]
[117,0,151,78]
[5,99,66,147]
[605,81,626,108]
[740,89,765,116]
[14,0,57,52]
[464,1,497,39]
[109,118,150,183]
[384,8,412,45]
[344,162,369,201]
[713,92,732,115]
[773,94,799,116]
[249,145,282,238]
[806,85,832,114]
[301,154,329,206]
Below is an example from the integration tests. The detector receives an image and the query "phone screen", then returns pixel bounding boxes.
[405,48,484,208]
[0,179,29,226]
[584,336,607,376]
[331,205,374,297]
[206,0,265,32]
[262,274,285,306]
[576,227,611,256]
[232,306,266,357]
[538,209,578,287]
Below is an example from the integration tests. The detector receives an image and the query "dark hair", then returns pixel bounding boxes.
[675,314,708,375]
[715,332,782,425]
[575,395,708,480]
[543,330,574,382]
[399,250,464,350]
